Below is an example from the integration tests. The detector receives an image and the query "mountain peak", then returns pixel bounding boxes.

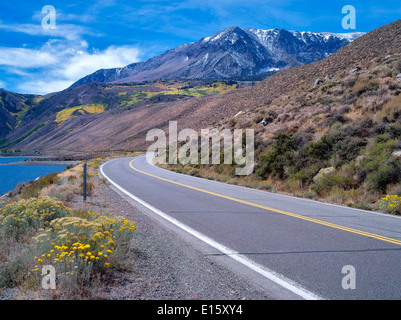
[202,26,243,42]
[71,26,364,87]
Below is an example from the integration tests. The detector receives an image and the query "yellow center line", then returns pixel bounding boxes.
[129,157,401,246]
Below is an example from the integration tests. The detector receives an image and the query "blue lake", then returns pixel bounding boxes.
[0,157,67,195]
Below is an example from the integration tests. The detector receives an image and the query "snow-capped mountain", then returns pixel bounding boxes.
[71,27,364,86]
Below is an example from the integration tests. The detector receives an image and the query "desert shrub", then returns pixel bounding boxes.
[253,114,264,124]
[32,211,137,295]
[0,197,70,240]
[357,135,400,194]
[377,94,401,122]
[311,173,356,196]
[0,201,6,210]
[367,160,401,194]
[19,172,61,199]
[256,131,295,179]
[256,181,274,191]
[0,258,27,288]
[79,180,95,196]
[388,82,400,91]
[188,168,200,177]
[87,158,104,170]
[293,166,321,186]
[373,122,387,134]
[387,184,401,197]
[386,123,401,139]
[348,78,358,87]
[352,78,380,95]
[303,190,318,199]
[379,195,401,215]
[362,136,398,171]
[305,135,336,161]
[316,95,335,105]
[257,122,367,183]
[228,118,236,127]
[320,80,337,94]
[331,136,367,167]
[292,131,313,149]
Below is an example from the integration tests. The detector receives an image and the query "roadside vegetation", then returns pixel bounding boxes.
[0,156,138,299]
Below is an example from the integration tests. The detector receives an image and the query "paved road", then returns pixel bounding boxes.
[100,155,401,300]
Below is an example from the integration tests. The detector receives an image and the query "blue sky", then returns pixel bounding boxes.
[0,0,400,94]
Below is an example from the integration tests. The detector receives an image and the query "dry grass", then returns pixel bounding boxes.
[377,94,401,122]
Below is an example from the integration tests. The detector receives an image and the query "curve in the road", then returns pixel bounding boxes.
[101,156,322,300]
[100,155,401,300]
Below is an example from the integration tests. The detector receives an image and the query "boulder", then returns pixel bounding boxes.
[313,167,336,184]
[314,79,324,87]
[349,67,361,74]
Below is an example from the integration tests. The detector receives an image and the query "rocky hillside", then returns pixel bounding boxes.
[72,27,362,86]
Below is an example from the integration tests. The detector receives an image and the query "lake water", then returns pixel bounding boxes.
[0,157,67,195]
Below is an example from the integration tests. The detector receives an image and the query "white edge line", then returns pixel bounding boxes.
[100,158,323,301]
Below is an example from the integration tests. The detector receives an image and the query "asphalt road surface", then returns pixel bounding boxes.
[100,155,401,300]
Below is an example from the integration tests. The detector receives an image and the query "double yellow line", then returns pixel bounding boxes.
[129,157,401,246]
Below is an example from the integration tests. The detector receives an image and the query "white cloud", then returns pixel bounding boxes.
[0,38,141,94]
[0,47,58,68]
[20,79,75,95]
[58,46,141,81]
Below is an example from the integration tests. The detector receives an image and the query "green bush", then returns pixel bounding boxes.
[256,131,295,179]
[332,136,367,166]
[362,136,398,172]
[386,123,401,139]
[0,258,27,288]
[306,135,336,161]
[293,167,321,185]
[311,174,356,196]
[367,160,401,194]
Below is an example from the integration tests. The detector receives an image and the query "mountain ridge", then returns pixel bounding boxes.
[71,26,363,87]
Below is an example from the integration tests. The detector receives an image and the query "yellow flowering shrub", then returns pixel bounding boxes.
[32,211,137,291]
[0,197,70,239]
[379,195,401,215]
